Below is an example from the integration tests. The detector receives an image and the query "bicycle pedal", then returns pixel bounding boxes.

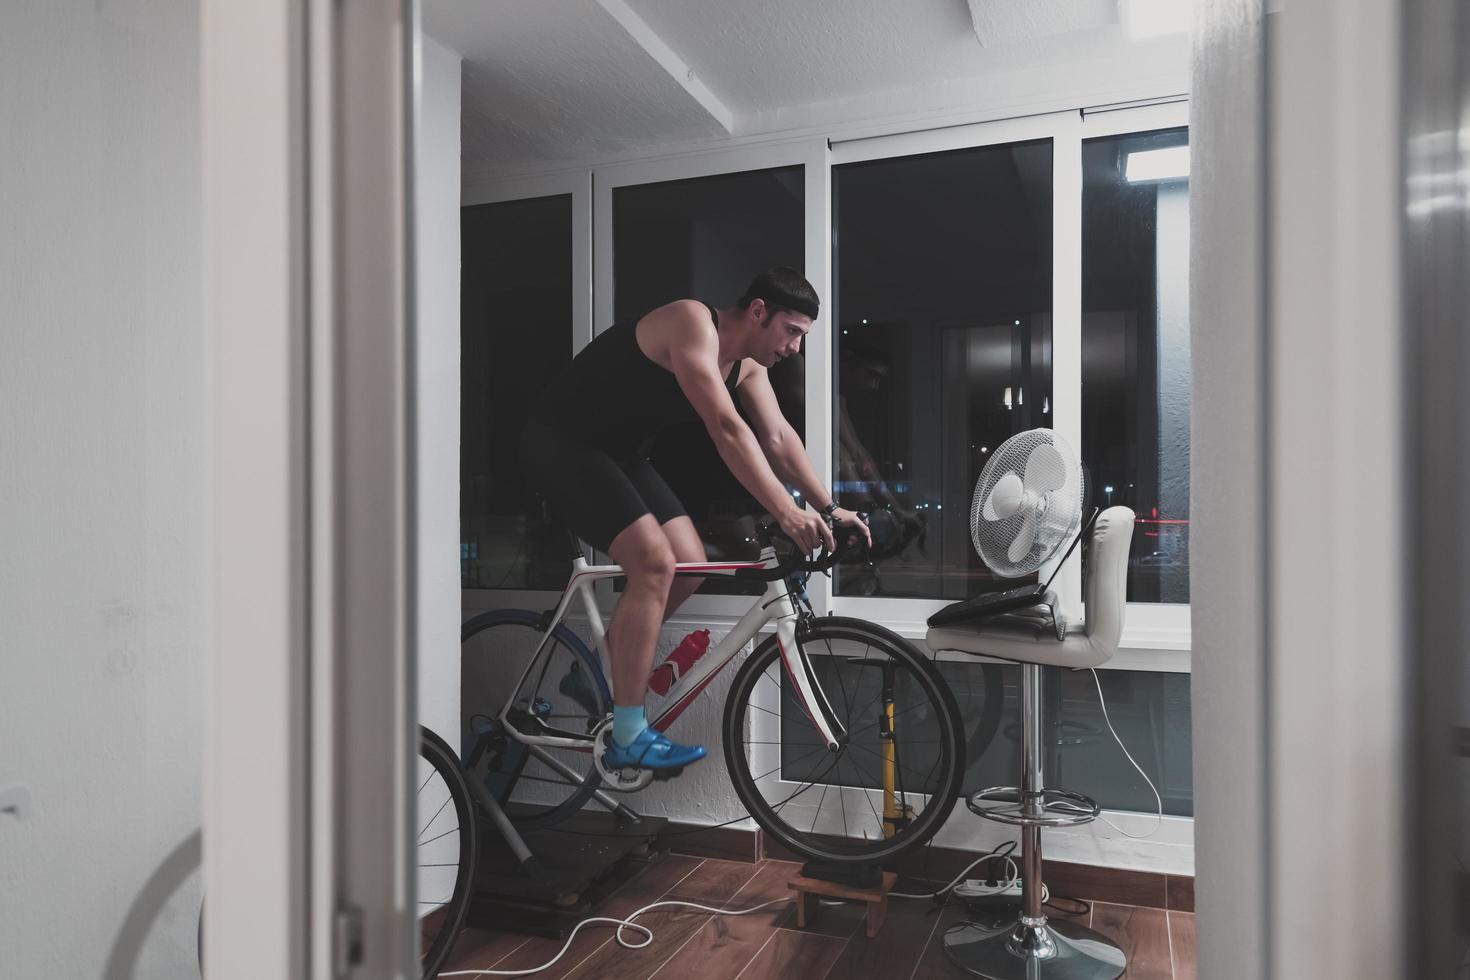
[650,767,684,782]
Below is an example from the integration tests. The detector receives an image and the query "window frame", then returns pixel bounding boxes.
[1077,100,1191,650]
[460,104,1193,670]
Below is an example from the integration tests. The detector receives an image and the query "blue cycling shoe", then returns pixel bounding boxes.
[601,726,707,775]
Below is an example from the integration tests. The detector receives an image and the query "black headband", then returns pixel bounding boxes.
[753,287,819,321]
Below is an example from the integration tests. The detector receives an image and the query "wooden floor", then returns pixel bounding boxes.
[440,855,1197,980]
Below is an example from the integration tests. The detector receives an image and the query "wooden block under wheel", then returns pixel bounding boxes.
[786,871,898,939]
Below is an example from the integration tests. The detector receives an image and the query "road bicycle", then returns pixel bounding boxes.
[460,521,968,865]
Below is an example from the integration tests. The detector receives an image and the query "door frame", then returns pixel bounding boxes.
[202,1,417,976]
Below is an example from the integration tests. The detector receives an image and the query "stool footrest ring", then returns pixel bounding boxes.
[965,786,1101,827]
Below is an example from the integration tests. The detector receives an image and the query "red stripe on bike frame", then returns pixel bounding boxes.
[672,562,766,571]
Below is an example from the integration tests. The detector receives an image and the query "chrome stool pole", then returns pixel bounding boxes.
[942,663,1126,980]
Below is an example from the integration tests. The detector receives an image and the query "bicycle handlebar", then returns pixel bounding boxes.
[732,514,867,581]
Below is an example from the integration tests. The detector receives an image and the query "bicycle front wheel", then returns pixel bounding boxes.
[722,617,965,865]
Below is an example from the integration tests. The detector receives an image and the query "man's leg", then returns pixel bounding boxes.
[604,515,675,709]
[658,516,706,619]
[600,515,708,769]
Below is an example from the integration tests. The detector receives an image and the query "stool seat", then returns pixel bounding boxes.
[927,506,1138,671]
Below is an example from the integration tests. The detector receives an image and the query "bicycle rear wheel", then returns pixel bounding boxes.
[722,617,965,864]
[461,608,609,830]
[418,726,477,980]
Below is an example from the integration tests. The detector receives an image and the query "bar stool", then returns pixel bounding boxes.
[926,506,1137,980]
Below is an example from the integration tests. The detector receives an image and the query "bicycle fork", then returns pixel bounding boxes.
[774,615,846,751]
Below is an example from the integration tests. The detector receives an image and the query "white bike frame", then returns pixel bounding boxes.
[496,544,846,750]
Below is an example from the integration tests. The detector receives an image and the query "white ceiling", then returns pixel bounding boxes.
[424,0,1190,184]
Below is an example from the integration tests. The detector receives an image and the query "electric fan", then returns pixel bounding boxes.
[970,429,1086,577]
[927,429,1089,633]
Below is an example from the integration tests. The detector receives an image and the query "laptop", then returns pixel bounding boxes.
[926,507,1099,632]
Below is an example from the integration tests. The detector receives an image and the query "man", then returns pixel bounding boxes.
[520,267,871,773]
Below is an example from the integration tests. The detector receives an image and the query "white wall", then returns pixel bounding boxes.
[0,1,205,975]
[416,36,463,743]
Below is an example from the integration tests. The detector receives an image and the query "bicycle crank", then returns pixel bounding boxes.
[590,718,657,792]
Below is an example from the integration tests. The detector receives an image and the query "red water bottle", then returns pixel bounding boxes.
[648,629,711,695]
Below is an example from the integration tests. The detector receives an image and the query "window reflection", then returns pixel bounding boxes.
[834,140,1054,598]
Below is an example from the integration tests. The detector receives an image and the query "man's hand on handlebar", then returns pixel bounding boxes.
[830,507,872,550]
[740,512,863,581]
[778,507,834,555]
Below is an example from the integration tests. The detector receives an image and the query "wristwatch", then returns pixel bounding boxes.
[818,499,840,519]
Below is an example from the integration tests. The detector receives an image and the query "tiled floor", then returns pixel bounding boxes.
[440,855,1197,979]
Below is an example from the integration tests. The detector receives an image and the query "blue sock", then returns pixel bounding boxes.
[612,705,649,747]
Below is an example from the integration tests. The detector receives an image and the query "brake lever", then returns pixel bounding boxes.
[848,512,876,572]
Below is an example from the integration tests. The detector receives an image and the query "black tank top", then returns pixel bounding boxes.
[533,302,741,458]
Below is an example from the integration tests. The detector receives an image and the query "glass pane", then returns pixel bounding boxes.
[779,661,1192,816]
[613,167,805,595]
[833,140,1053,598]
[1082,128,1191,603]
[950,662,1193,816]
[460,194,574,590]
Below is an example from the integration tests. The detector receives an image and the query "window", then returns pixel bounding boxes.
[460,194,574,591]
[466,108,1194,654]
[832,140,1054,599]
[611,166,806,594]
[1082,128,1191,603]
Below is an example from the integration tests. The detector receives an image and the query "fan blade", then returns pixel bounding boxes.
[1008,509,1038,564]
[1022,442,1067,494]
[982,471,1024,521]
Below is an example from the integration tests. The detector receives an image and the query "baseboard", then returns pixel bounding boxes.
[658,821,763,864]
[659,822,1194,913]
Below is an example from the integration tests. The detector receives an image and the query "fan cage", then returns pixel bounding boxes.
[968,429,1086,578]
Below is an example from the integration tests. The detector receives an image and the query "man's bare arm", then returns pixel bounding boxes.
[736,365,826,502]
[737,362,873,548]
[660,304,832,551]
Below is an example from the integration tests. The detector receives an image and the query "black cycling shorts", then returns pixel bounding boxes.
[520,418,687,552]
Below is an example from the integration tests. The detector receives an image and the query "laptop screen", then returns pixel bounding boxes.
[1041,507,1100,592]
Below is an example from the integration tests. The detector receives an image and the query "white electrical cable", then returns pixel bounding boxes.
[438,897,793,978]
[442,851,1027,976]
[1047,667,1165,840]
[441,856,1035,977]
